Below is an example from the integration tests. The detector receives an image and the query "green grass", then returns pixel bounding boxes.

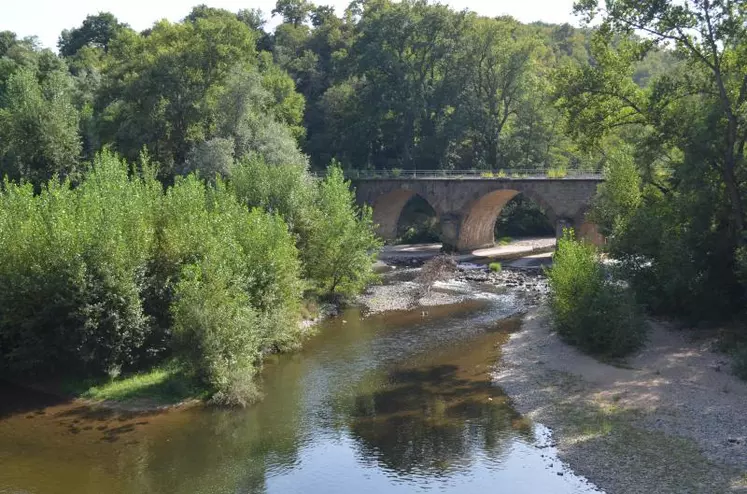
[64,363,206,405]
[489,262,502,272]
[496,236,512,246]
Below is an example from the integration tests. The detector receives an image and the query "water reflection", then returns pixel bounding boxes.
[0,293,601,494]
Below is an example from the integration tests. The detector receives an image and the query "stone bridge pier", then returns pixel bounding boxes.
[353,178,603,252]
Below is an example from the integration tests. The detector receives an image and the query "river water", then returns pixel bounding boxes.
[0,276,601,494]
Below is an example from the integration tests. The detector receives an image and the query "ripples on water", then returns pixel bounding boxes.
[0,278,603,494]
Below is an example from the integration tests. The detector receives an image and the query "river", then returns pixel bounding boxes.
[0,271,601,494]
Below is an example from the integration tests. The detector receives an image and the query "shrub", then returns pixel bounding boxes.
[481,171,495,178]
[391,168,402,177]
[489,262,502,272]
[0,151,161,376]
[304,164,382,296]
[160,176,303,403]
[497,169,507,178]
[0,152,306,406]
[547,231,645,358]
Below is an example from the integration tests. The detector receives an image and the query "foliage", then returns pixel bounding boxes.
[0,151,161,376]
[0,151,307,406]
[489,262,502,272]
[548,231,645,358]
[58,13,129,57]
[562,0,747,322]
[546,167,567,178]
[180,137,235,181]
[0,68,81,184]
[303,164,381,296]
[494,195,554,238]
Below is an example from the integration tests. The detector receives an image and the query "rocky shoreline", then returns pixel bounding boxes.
[358,262,548,314]
[494,306,747,494]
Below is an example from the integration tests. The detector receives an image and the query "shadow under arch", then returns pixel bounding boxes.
[457,189,557,251]
[372,189,440,242]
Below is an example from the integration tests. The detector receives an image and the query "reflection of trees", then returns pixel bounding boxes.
[348,364,532,477]
[124,354,310,494]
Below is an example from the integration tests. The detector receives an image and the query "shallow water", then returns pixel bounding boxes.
[0,282,601,494]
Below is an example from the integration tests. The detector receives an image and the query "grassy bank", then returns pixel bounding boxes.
[59,364,205,407]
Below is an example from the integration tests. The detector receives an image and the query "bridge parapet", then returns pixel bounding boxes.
[325,168,603,180]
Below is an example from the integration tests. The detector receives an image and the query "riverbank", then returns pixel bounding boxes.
[495,306,747,493]
[11,300,341,413]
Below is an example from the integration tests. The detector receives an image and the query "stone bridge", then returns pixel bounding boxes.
[353,176,603,252]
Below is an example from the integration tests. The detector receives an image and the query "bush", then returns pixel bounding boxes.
[0,152,306,406]
[159,175,303,403]
[489,262,502,272]
[304,164,382,296]
[391,168,402,177]
[548,231,646,358]
[546,167,568,178]
[0,151,161,375]
[231,157,381,299]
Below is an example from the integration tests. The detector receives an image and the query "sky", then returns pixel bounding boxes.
[1,0,580,52]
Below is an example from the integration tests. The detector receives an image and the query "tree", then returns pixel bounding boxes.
[459,17,536,168]
[0,68,81,184]
[272,0,313,27]
[304,165,381,295]
[97,15,258,176]
[58,13,127,57]
[573,0,747,238]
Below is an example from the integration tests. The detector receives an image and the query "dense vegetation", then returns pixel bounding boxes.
[2,0,747,394]
[0,9,382,404]
[545,1,747,369]
[548,231,645,358]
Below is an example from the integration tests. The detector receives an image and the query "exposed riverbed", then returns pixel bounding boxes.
[0,266,600,494]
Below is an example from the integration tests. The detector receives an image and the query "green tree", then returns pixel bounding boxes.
[304,164,381,295]
[58,12,128,57]
[0,68,81,184]
[272,0,313,27]
[459,17,536,168]
[97,14,258,175]
[573,0,747,237]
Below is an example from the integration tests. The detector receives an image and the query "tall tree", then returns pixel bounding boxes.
[0,68,81,183]
[573,0,747,237]
[58,13,128,57]
[459,17,536,168]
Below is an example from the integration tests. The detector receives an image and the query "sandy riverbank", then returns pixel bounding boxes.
[494,306,747,494]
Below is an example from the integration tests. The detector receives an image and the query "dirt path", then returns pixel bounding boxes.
[494,307,747,494]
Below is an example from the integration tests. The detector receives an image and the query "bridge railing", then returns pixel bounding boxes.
[313,169,604,180]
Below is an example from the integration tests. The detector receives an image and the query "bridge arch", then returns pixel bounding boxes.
[455,188,557,251]
[371,188,440,242]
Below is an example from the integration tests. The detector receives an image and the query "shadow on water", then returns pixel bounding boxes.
[0,293,600,494]
[344,324,532,479]
[0,381,67,420]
